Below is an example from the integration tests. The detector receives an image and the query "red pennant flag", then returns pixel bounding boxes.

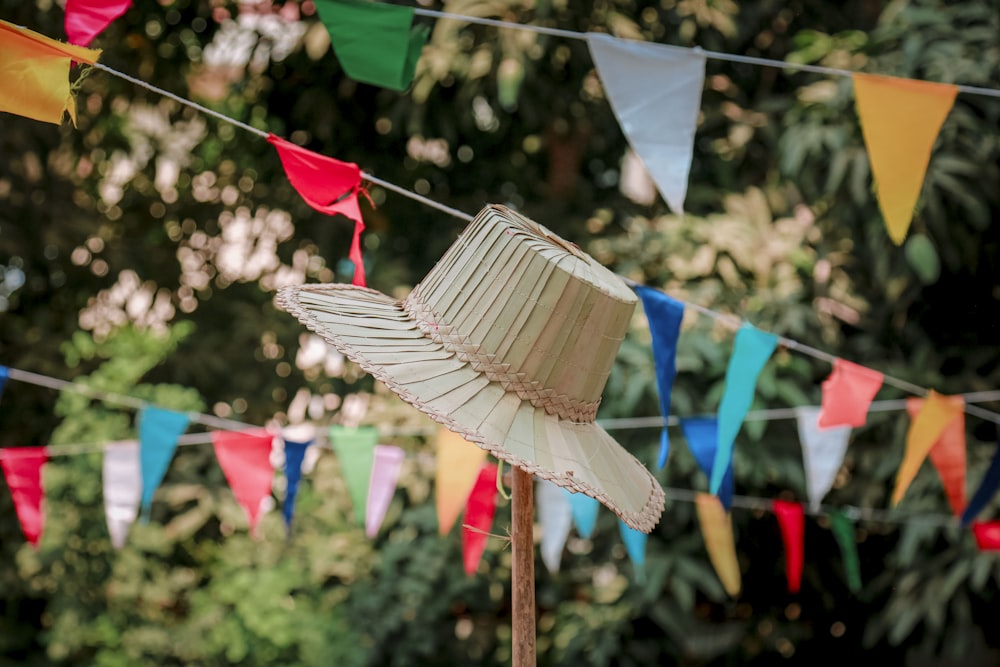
[462,463,498,576]
[212,429,275,537]
[64,0,132,46]
[818,359,884,429]
[906,396,966,515]
[773,499,805,593]
[0,447,48,547]
[972,521,1000,552]
[267,133,369,286]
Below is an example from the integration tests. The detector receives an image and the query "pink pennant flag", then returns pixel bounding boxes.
[462,463,499,576]
[211,429,275,537]
[818,359,884,429]
[773,499,804,593]
[972,521,1000,552]
[366,444,404,538]
[907,396,966,516]
[267,133,368,286]
[0,447,48,548]
[65,0,132,46]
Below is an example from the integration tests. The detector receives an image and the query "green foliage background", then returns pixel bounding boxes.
[1,0,999,664]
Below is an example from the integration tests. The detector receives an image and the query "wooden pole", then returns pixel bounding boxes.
[511,466,536,667]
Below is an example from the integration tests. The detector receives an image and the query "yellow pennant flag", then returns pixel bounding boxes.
[891,391,964,506]
[0,19,101,125]
[852,73,958,245]
[435,428,487,535]
[695,493,741,597]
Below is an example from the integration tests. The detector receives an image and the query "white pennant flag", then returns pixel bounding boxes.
[587,33,705,214]
[796,406,852,511]
[103,441,142,549]
[537,479,573,574]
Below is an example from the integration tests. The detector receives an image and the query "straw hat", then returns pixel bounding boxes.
[276,204,665,532]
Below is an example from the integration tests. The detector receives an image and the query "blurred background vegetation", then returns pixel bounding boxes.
[1,0,999,664]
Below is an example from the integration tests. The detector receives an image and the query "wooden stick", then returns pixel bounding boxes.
[511,466,536,666]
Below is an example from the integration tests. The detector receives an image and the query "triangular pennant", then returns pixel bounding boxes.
[795,406,852,512]
[694,493,741,597]
[972,521,1000,552]
[329,425,378,526]
[435,429,486,535]
[817,359,884,429]
[892,391,964,506]
[828,511,862,593]
[0,19,101,125]
[680,417,734,510]
[586,33,705,213]
[366,444,404,538]
[212,429,275,536]
[618,519,648,579]
[906,396,966,516]
[462,463,499,576]
[852,73,959,245]
[537,479,573,574]
[282,438,311,531]
[773,499,804,594]
[102,441,141,549]
[266,133,367,286]
[712,324,778,495]
[64,0,132,46]
[138,407,190,521]
[314,0,429,91]
[0,447,48,547]
[566,489,600,539]
[962,437,1000,527]
[634,285,685,468]
[0,365,8,402]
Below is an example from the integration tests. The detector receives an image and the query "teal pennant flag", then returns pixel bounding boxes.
[566,489,600,539]
[314,0,429,91]
[139,406,190,521]
[619,519,648,580]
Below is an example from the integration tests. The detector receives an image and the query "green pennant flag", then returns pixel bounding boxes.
[329,425,379,525]
[829,511,862,594]
[314,0,429,91]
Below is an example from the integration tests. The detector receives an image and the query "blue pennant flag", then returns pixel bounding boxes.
[619,519,648,580]
[962,436,1000,527]
[566,489,600,539]
[0,365,8,403]
[634,285,685,469]
[711,324,778,494]
[283,439,312,531]
[681,416,734,509]
[139,406,190,521]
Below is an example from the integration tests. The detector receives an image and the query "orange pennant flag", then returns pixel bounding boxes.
[435,429,487,535]
[0,20,101,125]
[892,391,964,506]
[852,73,958,245]
[695,493,741,597]
[906,395,966,515]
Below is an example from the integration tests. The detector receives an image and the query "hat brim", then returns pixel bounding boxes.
[277,283,664,533]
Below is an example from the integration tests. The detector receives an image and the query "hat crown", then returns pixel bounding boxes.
[405,205,636,421]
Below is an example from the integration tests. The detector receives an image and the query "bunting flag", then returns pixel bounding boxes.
[694,493,741,597]
[619,519,648,578]
[366,444,404,538]
[711,324,778,495]
[435,429,486,535]
[680,417,734,510]
[138,407,190,521]
[102,441,141,549]
[212,429,275,536]
[586,33,705,214]
[795,406,852,511]
[972,521,1000,552]
[313,0,429,91]
[0,19,101,125]
[462,463,498,576]
[64,0,132,46]
[537,479,573,574]
[266,134,368,286]
[773,499,804,593]
[962,437,1000,527]
[852,73,959,245]
[634,285,685,468]
[891,391,964,506]
[829,510,862,593]
[0,365,8,402]
[818,359,884,429]
[906,396,967,515]
[282,438,311,531]
[0,447,48,548]
[328,425,378,526]
[567,489,600,539]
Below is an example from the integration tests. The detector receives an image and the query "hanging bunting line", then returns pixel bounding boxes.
[408,6,1000,100]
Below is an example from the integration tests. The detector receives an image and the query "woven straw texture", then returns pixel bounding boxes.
[277,204,664,532]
